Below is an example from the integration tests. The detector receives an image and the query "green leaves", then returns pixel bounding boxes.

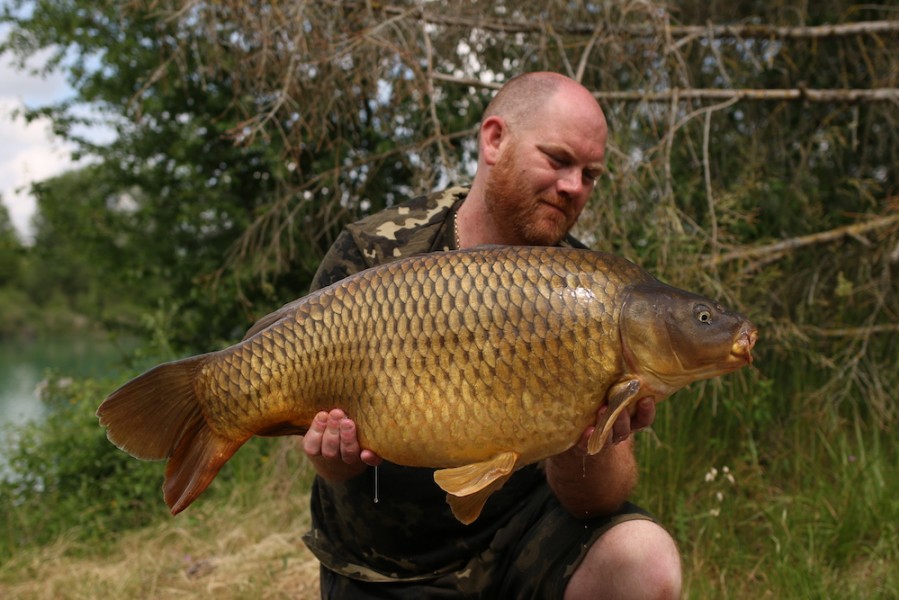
[0,376,166,558]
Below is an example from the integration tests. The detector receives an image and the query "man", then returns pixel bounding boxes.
[301,72,682,599]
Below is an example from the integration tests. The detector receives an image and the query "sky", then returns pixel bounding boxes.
[0,43,88,243]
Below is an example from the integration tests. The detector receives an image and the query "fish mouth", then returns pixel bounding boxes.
[730,323,759,365]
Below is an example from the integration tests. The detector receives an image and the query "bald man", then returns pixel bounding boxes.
[301,72,682,600]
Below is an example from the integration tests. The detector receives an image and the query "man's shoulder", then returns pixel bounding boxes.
[346,186,468,265]
[351,186,467,233]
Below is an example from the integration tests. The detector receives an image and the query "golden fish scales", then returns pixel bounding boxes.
[201,247,635,466]
[97,246,757,523]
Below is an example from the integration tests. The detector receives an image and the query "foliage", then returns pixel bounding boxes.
[635,371,899,598]
[0,205,23,288]
[0,439,318,599]
[0,377,163,559]
[0,1,896,595]
[1,0,314,351]
[0,205,31,337]
[0,375,292,562]
[2,0,897,366]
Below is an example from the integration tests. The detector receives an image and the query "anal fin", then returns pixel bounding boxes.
[446,473,514,525]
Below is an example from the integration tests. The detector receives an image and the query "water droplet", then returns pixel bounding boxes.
[373,465,380,504]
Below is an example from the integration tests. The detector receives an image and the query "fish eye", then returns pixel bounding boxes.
[695,305,712,323]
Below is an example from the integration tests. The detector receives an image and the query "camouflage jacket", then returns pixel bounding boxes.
[302,186,585,582]
[310,187,466,286]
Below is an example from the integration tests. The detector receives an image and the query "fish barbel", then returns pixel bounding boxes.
[97,246,758,524]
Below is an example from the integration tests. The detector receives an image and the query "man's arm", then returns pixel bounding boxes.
[544,399,655,517]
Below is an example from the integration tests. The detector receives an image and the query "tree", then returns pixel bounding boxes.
[1,1,320,350]
[0,201,31,337]
[2,0,897,418]
[0,202,23,288]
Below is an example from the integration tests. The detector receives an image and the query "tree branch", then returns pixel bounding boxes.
[378,8,899,40]
[803,324,899,337]
[429,73,899,103]
[702,213,899,268]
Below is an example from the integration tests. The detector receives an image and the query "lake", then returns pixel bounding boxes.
[0,334,137,431]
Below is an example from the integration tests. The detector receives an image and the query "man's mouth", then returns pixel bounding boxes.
[537,199,567,218]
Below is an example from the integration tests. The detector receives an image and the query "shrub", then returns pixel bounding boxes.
[0,377,168,560]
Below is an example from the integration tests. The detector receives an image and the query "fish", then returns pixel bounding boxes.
[97,245,757,524]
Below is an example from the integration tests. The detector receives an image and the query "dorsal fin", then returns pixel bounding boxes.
[242,301,301,340]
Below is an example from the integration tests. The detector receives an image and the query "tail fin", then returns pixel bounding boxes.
[97,355,244,514]
[164,415,242,514]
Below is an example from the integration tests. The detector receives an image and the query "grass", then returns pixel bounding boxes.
[0,371,896,599]
[0,441,322,599]
[635,374,899,599]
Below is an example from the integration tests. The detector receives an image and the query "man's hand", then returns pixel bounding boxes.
[546,398,655,517]
[302,409,382,482]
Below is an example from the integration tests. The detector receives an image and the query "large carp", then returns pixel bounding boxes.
[98,246,757,524]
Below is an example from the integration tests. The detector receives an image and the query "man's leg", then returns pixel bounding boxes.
[564,520,682,600]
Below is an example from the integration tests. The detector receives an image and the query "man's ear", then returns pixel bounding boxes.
[479,116,506,166]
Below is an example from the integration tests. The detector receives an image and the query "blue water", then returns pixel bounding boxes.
[0,334,136,430]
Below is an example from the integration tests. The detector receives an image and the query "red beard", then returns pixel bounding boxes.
[484,148,576,246]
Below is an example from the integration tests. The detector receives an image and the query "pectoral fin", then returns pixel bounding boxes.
[587,379,642,454]
[434,452,518,524]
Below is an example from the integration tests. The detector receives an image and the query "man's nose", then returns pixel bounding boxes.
[556,168,585,198]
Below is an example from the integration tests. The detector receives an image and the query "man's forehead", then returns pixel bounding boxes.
[525,102,605,144]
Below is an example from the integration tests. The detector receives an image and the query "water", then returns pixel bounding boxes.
[0,334,135,431]
[373,465,379,504]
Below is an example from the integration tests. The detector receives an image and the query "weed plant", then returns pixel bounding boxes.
[635,364,899,598]
[0,366,896,598]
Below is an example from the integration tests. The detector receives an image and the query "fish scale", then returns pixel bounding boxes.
[97,245,757,523]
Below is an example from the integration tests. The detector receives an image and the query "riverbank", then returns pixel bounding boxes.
[0,440,322,599]
[1,358,896,599]
[1,402,896,599]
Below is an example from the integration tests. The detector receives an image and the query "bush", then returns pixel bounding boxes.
[0,377,168,560]
[0,287,35,339]
[0,372,295,563]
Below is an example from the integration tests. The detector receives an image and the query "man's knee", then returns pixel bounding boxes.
[565,519,682,600]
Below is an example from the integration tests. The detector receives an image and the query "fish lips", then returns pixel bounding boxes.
[732,322,759,366]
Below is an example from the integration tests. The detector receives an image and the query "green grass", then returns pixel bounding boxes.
[0,370,896,598]
[635,370,899,599]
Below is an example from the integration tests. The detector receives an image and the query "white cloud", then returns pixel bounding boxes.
[0,41,82,241]
[0,46,71,102]
[0,98,81,241]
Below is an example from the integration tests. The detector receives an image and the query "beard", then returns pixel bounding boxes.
[484,148,576,246]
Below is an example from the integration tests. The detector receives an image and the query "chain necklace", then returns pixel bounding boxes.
[454,210,461,249]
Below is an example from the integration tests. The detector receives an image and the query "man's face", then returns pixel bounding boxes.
[483,95,606,246]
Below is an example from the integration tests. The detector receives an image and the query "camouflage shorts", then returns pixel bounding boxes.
[318,488,654,600]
